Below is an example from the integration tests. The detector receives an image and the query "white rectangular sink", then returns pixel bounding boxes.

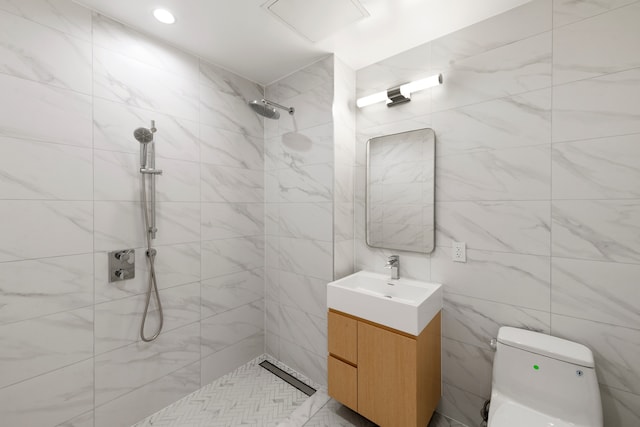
[327,270,442,336]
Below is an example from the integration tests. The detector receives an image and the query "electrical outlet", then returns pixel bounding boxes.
[452,241,466,263]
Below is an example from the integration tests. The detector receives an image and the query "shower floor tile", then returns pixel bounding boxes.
[131,357,311,427]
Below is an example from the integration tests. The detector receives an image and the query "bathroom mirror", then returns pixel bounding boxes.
[366,128,435,254]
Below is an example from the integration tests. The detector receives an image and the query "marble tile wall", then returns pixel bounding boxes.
[264,56,352,386]
[0,1,265,426]
[355,0,640,426]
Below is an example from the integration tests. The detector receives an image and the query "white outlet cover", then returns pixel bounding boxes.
[452,241,466,263]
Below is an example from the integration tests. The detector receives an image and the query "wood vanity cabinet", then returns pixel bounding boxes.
[327,309,441,427]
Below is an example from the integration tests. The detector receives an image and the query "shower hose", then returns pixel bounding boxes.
[140,171,163,342]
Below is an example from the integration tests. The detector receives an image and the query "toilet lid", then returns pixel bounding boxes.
[490,401,575,427]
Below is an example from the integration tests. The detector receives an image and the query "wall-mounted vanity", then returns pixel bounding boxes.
[326,271,442,427]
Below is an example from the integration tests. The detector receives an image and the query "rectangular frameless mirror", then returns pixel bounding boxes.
[366,128,435,254]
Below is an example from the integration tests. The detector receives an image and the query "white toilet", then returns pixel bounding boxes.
[488,327,603,427]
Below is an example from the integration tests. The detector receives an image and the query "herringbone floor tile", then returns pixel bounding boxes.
[132,359,309,427]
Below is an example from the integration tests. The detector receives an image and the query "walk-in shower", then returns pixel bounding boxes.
[249,98,295,119]
[134,120,164,342]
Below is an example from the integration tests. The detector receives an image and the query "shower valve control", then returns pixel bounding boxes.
[108,249,136,283]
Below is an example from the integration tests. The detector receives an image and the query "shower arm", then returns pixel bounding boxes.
[262,99,295,115]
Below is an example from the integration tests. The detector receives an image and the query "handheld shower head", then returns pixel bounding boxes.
[134,121,157,168]
[134,127,154,144]
[249,99,294,120]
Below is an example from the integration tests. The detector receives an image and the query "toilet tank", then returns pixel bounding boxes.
[491,327,603,426]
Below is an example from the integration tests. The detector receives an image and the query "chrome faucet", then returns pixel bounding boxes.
[385,255,400,280]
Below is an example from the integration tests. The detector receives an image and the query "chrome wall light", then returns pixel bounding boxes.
[357,73,443,108]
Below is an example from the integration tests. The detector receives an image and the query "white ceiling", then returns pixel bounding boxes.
[74,0,531,85]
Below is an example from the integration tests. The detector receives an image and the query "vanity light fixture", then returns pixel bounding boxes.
[356,73,443,108]
[153,8,176,24]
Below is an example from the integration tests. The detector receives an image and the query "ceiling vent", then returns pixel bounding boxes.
[263,0,370,42]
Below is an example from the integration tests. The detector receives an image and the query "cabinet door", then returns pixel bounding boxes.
[357,321,417,427]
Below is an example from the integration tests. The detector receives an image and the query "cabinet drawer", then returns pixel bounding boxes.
[328,310,357,364]
[328,355,358,411]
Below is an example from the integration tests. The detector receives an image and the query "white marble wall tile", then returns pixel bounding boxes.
[334,160,354,204]
[354,240,430,281]
[265,234,280,269]
[201,269,263,318]
[95,242,201,303]
[551,314,640,395]
[279,163,333,203]
[199,82,264,138]
[94,201,199,251]
[334,239,355,280]
[199,60,264,105]
[0,73,92,146]
[279,237,333,281]
[278,337,327,386]
[0,200,92,262]
[431,248,550,311]
[600,385,640,427]
[0,307,92,388]
[95,361,200,427]
[57,411,94,427]
[436,145,551,201]
[201,164,264,203]
[279,202,333,241]
[268,56,333,101]
[268,123,334,170]
[277,83,334,134]
[266,330,280,359]
[356,43,431,98]
[0,0,92,40]
[442,337,494,398]
[551,200,640,263]
[553,0,637,28]
[0,359,93,427]
[201,202,263,240]
[94,322,200,406]
[552,68,640,142]
[278,270,327,319]
[200,333,264,385]
[437,383,486,427]
[0,10,91,93]
[553,3,640,85]
[278,304,327,356]
[431,0,552,69]
[92,14,199,82]
[443,293,550,348]
[0,136,92,200]
[432,32,552,112]
[95,282,201,355]
[334,202,354,242]
[93,98,200,162]
[200,300,264,357]
[0,253,93,325]
[265,202,279,236]
[201,236,264,280]
[552,257,640,329]
[552,134,640,199]
[200,124,263,170]
[436,200,551,255]
[93,47,199,121]
[432,88,551,157]
[153,158,201,202]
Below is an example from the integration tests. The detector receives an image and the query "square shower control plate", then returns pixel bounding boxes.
[108,249,136,282]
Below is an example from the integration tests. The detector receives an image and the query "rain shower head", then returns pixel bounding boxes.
[249,99,294,120]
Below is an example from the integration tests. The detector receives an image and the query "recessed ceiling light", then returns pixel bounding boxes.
[153,8,175,24]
